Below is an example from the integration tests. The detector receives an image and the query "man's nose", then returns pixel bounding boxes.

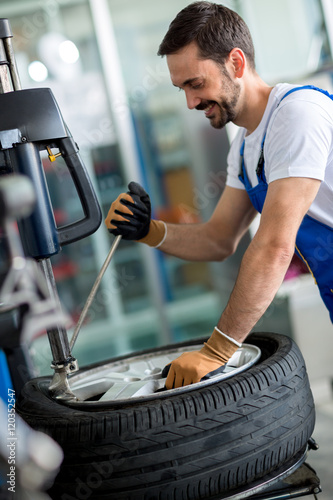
[185,91,201,110]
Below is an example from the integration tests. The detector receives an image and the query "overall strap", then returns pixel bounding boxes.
[255,133,267,183]
[239,133,268,186]
[239,139,252,189]
[278,84,333,105]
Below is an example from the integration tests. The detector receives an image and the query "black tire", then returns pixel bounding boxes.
[17,332,315,500]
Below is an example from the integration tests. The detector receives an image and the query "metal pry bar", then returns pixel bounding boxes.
[69,235,122,352]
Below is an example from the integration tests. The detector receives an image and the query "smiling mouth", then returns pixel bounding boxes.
[204,102,216,116]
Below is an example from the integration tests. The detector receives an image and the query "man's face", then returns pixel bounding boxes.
[167,42,241,129]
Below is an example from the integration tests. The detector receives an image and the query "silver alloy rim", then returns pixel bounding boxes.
[68,343,261,403]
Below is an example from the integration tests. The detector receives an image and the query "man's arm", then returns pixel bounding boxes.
[105,183,258,261]
[159,185,258,261]
[217,176,321,342]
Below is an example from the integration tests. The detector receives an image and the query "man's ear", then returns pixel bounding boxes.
[228,48,246,78]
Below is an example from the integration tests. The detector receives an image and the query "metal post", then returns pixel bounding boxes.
[37,259,74,366]
[0,18,21,91]
[3,37,21,91]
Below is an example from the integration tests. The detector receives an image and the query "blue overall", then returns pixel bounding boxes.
[239,85,333,322]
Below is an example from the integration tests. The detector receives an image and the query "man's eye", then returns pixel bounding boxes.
[192,84,203,89]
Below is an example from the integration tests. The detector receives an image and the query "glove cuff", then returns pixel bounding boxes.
[200,327,241,364]
[214,326,242,347]
[137,220,167,247]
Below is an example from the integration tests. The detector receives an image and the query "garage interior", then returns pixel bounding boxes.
[0,0,332,499]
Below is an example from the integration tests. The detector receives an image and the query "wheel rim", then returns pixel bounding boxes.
[67,343,261,403]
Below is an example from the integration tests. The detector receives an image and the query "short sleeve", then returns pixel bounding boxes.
[264,95,332,183]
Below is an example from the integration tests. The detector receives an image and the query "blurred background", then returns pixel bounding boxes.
[0,0,332,497]
[0,0,332,380]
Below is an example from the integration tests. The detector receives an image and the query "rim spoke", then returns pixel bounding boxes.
[99,379,163,401]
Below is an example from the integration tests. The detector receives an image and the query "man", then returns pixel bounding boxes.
[105,1,333,389]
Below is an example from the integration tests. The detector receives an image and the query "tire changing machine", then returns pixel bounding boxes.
[0,18,322,500]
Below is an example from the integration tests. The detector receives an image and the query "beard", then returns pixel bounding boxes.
[196,67,241,129]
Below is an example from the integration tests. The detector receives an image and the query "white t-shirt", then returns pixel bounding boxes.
[226,83,333,228]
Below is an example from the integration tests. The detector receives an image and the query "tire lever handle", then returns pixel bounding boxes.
[69,235,122,351]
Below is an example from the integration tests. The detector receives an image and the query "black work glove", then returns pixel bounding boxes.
[105,182,151,240]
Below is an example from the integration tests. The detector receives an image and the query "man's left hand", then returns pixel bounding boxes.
[165,327,241,389]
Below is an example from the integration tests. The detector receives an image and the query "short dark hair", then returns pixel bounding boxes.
[158,1,255,69]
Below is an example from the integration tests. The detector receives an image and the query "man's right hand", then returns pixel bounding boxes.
[105,182,151,240]
[105,182,167,247]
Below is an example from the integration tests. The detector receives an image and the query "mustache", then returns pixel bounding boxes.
[195,100,216,111]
